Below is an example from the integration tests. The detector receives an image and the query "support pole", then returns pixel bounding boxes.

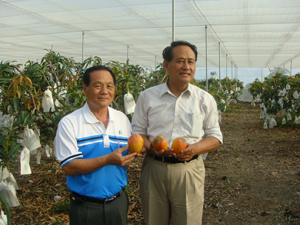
[226,54,228,77]
[231,61,233,79]
[233,64,235,79]
[127,45,129,62]
[205,25,208,92]
[290,60,292,76]
[82,31,84,63]
[219,42,221,91]
[172,0,175,42]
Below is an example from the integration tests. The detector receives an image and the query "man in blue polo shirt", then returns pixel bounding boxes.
[55,65,141,225]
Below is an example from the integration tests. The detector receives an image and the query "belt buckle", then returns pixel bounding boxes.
[105,195,117,202]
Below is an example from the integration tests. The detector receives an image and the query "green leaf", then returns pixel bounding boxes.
[0,194,11,225]
[116,77,127,84]
[8,143,22,157]
[24,113,30,125]
[20,111,26,124]
[0,77,13,82]
[0,148,7,158]
[12,97,20,112]
[0,135,6,145]
[38,110,51,123]
[27,115,36,125]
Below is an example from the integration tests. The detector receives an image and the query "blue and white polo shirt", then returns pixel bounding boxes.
[55,102,132,199]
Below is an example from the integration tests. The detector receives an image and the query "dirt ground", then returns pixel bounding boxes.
[9,102,300,225]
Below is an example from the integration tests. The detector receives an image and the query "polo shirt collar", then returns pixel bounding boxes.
[159,81,192,98]
[82,102,116,124]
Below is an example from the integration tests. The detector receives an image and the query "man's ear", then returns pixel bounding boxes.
[83,84,87,96]
[163,60,169,72]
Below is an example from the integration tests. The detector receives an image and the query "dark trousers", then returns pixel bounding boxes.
[69,189,129,225]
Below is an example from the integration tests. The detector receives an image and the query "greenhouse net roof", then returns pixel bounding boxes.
[1,0,300,70]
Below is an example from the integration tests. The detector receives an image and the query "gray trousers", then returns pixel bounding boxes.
[69,188,128,225]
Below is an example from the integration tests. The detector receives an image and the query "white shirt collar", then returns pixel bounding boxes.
[82,102,116,124]
[159,82,192,98]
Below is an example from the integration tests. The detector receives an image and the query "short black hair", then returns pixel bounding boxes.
[83,65,116,86]
[162,40,198,62]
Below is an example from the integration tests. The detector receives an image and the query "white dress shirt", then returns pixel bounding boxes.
[132,82,223,148]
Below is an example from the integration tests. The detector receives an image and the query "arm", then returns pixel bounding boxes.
[63,145,137,176]
[56,113,137,176]
[176,95,222,161]
[132,90,175,157]
[176,136,220,161]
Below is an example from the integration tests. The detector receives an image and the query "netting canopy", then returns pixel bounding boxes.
[1,0,300,71]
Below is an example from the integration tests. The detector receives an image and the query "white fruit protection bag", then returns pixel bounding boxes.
[20,147,31,175]
[124,92,136,115]
[0,167,18,190]
[0,181,20,207]
[0,167,20,207]
[36,151,41,164]
[45,144,52,158]
[24,125,41,151]
[0,210,8,225]
[0,114,14,130]
[41,88,55,112]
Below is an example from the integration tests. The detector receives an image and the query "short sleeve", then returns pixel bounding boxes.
[55,117,83,166]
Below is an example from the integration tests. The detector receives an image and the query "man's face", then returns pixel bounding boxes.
[163,45,196,86]
[83,69,115,110]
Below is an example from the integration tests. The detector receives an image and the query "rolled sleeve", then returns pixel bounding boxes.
[132,93,148,136]
[203,99,223,144]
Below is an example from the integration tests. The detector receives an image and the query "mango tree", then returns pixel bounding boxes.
[249,68,300,127]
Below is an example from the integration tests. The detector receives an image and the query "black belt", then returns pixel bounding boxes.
[70,189,122,204]
[149,154,198,163]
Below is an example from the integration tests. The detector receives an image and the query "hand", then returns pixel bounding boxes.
[135,146,147,157]
[109,145,137,167]
[175,144,196,161]
[148,143,175,157]
[127,146,146,158]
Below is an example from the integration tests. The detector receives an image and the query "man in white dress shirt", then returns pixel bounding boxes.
[132,40,223,225]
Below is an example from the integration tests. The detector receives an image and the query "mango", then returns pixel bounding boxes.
[128,133,144,153]
[171,137,187,154]
[151,135,168,151]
